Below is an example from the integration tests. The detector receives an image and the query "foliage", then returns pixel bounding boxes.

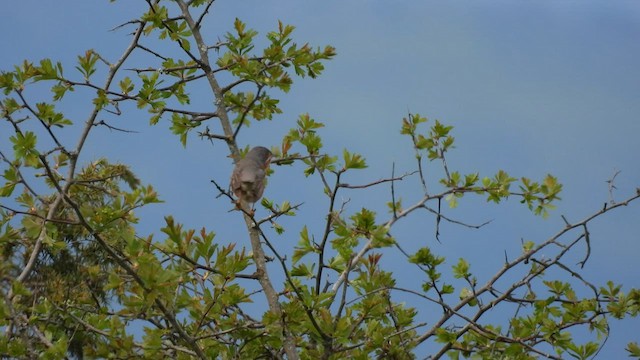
[1,1,638,359]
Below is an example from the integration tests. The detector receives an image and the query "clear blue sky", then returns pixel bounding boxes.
[1,1,639,357]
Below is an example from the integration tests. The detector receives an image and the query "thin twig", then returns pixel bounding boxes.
[391,162,399,219]
[338,170,417,189]
[606,169,621,204]
[420,204,493,230]
[194,0,215,29]
[578,223,591,268]
[94,120,138,133]
[232,85,264,141]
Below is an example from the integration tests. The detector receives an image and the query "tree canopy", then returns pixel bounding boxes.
[0,1,639,359]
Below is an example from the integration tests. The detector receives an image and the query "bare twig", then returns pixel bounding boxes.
[338,170,417,189]
[606,169,621,204]
[198,127,231,142]
[391,162,399,219]
[194,0,215,30]
[578,223,591,268]
[0,204,79,225]
[110,19,142,32]
[94,120,138,133]
[435,197,442,242]
[316,171,342,295]
[136,43,169,61]
[419,204,493,230]
[256,202,304,226]
[232,85,264,141]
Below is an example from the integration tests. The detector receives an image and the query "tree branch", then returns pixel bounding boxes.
[12,21,146,290]
[176,2,299,358]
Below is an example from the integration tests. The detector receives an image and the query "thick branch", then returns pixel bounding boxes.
[176,2,299,358]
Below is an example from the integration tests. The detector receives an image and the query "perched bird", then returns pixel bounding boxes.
[230,146,272,210]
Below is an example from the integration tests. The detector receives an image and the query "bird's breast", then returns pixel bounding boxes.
[240,181,254,192]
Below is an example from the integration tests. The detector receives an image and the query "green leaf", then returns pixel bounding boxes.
[435,328,457,344]
[409,247,444,267]
[297,113,324,131]
[34,58,62,81]
[351,208,376,232]
[0,71,17,94]
[51,81,73,101]
[441,284,455,294]
[291,262,315,278]
[299,132,323,155]
[11,280,31,297]
[627,342,640,358]
[452,258,470,279]
[10,131,39,167]
[343,149,367,170]
[544,280,571,296]
[522,240,535,253]
[119,76,135,94]
[0,168,18,197]
[459,287,478,306]
[432,119,453,137]
[75,50,99,80]
[42,337,68,359]
[169,113,194,146]
[293,226,315,263]
[35,102,72,127]
[445,193,458,208]
[1,97,21,115]
[464,173,479,187]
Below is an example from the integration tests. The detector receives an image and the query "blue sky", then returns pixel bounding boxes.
[1,1,639,357]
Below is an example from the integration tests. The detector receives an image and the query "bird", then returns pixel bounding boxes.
[230,146,273,211]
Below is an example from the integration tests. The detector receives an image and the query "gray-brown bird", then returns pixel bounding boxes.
[230,146,272,210]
